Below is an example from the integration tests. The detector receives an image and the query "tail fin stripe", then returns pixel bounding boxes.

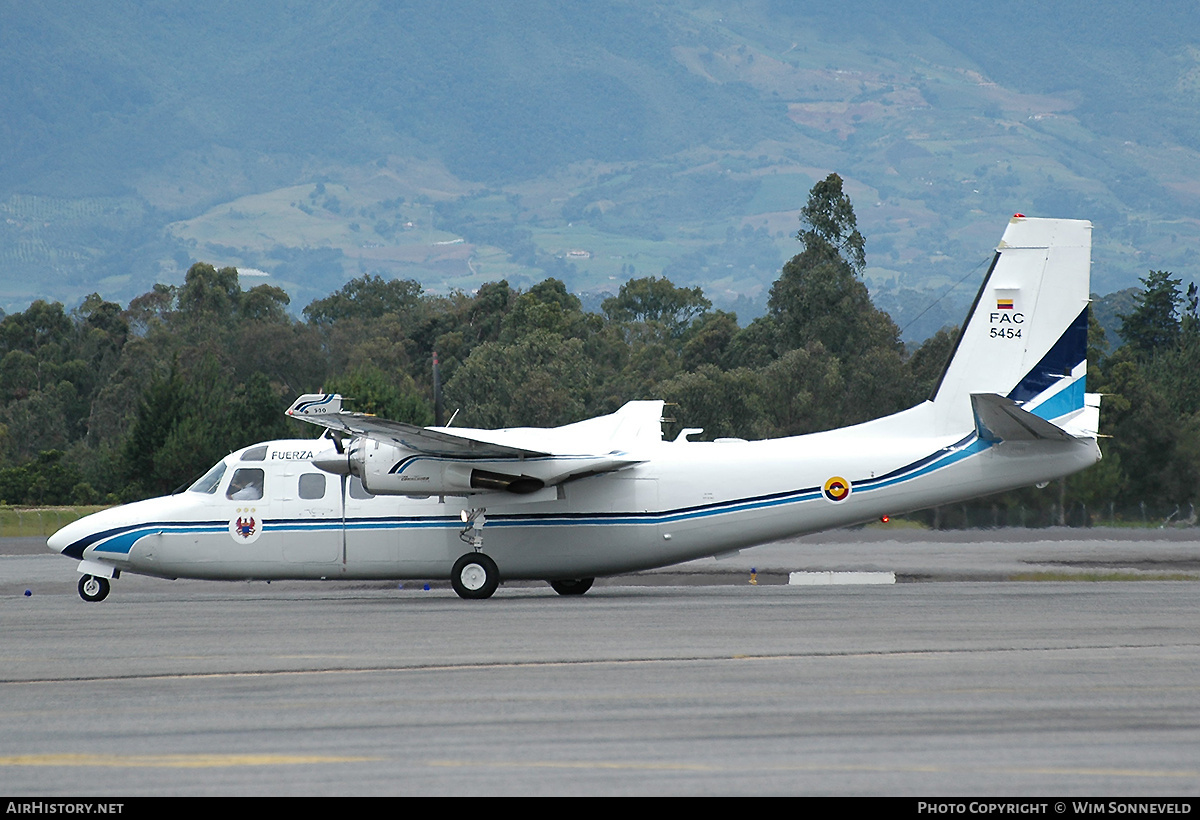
[1028,377,1086,422]
[1006,306,1089,404]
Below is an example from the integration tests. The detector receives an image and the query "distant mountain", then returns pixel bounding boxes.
[2,0,1199,339]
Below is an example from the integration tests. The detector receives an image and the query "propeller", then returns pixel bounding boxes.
[335,436,360,567]
[340,471,348,567]
[315,429,350,566]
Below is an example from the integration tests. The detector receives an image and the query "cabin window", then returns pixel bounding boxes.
[241,445,268,461]
[298,473,326,499]
[348,476,375,499]
[226,468,265,501]
[189,461,227,494]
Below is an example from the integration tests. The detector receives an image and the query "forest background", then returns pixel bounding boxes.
[2,175,1195,529]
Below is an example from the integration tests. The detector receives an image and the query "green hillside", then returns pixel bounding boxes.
[2,0,1199,339]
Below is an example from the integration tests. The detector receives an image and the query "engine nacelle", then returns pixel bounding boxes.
[313,441,545,496]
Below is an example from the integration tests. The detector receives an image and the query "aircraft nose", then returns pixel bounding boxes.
[47,525,72,554]
[47,518,88,555]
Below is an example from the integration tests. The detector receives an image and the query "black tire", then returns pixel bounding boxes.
[550,578,594,596]
[451,553,500,600]
[78,574,110,603]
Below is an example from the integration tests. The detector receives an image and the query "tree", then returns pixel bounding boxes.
[1096,359,1200,505]
[661,365,768,440]
[177,264,241,318]
[444,331,592,428]
[500,278,590,343]
[324,363,432,426]
[464,281,515,345]
[906,326,959,402]
[303,275,423,325]
[239,284,292,324]
[796,173,866,273]
[757,344,844,436]
[121,353,295,498]
[1119,270,1182,356]
[769,252,901,358]
[0,300,73,356]
[122,363,189,497]
[602,276,712,337]
[767,175,900,360]
[680,310,739,370]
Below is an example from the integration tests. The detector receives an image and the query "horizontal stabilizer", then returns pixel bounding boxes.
[970,393,1075,443]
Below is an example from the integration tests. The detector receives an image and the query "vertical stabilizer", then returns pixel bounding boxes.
[929,216,1092,435]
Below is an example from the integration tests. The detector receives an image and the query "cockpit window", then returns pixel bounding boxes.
[189,461,227,494]
[226,468,265,501]
[241,445,268,461]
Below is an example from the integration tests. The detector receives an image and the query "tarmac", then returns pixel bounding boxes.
[3,528,1199,796]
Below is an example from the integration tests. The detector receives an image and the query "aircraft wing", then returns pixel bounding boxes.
[287,393,655,496]
[970,393,1077,443]
[286,394,549,458]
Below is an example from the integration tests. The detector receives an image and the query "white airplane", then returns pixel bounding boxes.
[49,216,1102,601]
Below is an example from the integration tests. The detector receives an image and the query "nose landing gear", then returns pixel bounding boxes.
[78,574,111,602]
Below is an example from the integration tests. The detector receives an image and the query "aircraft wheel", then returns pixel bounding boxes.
[78,575,110,603]
[550,578,594,596]
[451,553,500,600]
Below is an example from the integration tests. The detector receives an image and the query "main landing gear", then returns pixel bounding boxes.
[78,574,110,602]
[550,578,594,596]
[453,507,499,600]
[449,507,596,600]
[451,552,500,600]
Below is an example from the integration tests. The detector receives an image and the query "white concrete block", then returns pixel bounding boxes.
[788,571,896,586]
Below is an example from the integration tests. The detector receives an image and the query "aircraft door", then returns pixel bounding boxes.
[341,475,403,567]
[280,469,341,564]
[605,475,662,551]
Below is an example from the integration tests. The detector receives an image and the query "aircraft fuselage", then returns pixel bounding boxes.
[49,412,1099,584]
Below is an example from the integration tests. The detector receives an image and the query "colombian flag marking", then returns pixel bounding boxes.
[996,299,1014,310]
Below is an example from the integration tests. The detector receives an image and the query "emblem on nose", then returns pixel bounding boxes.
[229,508,262,543]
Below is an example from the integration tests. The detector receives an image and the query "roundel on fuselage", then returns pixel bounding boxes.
[823,476,851,502]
